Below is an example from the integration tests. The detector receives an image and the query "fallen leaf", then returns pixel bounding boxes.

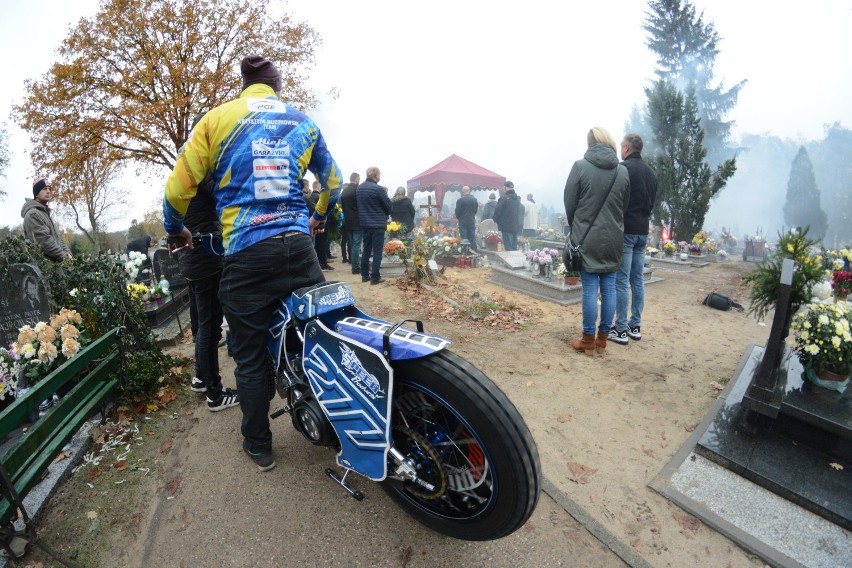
[672,511,702,537]
[684,423,697,433]
[166,474,182,496]
[709,381,725,392]
[53,450,72,463]
[160,440,173,453]
[86,468,102,481]
[525,380,534,387]
[86,511,98,520]
[567,462,598,485]
[829,462,843,471]
[115,460,129,471]
[557,414,572,423]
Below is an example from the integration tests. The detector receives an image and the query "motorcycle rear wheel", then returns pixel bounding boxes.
[382,350,541,541]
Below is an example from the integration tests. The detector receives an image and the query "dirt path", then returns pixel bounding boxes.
[23,259,769,567]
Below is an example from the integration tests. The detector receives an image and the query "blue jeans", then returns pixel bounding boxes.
[580,271,616,335]
[219,234,324,454]
[187,271,224,399]
[615,234,647,332]
[459,223,478,252]
[360,227,386,282]
[349,230,363,273]
[501,231,518,251]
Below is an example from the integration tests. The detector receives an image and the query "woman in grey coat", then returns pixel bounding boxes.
[563,127,630,355]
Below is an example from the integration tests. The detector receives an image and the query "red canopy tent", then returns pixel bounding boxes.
[406,154,505,220]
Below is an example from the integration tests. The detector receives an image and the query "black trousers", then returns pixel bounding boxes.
[218,235,324,453]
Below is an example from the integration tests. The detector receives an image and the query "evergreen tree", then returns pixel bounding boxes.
[808,123,852,246]
[783,147,828,240]
[646,81,736,240]
[643,0,745,165]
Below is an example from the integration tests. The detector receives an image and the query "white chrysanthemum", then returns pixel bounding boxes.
[818,314,830,325]
[812,280,832,301]
[831,336,841,348]
[801,331,810,341]
[806,344,820,355]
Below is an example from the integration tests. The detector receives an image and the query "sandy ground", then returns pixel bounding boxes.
[22,258,773,567]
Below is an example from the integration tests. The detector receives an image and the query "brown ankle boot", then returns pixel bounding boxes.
[571,332,596,356]
[595,330,608,354]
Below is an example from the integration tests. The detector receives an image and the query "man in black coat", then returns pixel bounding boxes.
[340,172,361,274]
[454,185,479,252]
[610,133,657,346]
[357,166,392,285]
[493,181,522,251]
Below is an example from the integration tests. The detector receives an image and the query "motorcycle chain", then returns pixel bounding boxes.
[392,426,447,500]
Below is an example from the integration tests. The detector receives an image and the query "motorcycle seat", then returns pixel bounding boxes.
[291,281,356,320]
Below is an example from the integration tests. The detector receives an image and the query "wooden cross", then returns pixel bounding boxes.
[419,195,440,217]
[419,195,440,235]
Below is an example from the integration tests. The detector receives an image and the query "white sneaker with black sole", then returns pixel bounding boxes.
[627,326,641,341]
[608,329,628,345]
[190,377,207,393]
[207,388,239,412]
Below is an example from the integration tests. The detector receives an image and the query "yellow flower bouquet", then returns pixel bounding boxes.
[789,302,851,391]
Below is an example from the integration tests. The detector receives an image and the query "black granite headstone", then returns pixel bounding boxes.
[152,248,186,289]
[0,264,52,349]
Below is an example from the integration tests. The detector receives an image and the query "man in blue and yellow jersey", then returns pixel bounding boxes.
[164,55,342,472]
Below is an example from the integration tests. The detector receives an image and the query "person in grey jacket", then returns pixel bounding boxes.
[22,178,72,261]
[564,127,630,356]
[357,166,392,285]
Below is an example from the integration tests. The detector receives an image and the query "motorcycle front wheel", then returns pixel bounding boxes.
[383,350,541,541]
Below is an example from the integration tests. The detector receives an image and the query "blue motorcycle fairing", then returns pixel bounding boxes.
[291,281,357,320]
[303,319,393,481]
[267,298,291,370]
[333,315,451,361]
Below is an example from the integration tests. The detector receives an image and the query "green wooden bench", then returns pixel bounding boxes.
[0,326,123,561]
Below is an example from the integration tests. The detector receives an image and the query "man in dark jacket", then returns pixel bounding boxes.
[21,178,72,261]
[609,134,657,346]
[340,172,361,274]
[493,181,522,251]
[454,185,479,252]
[357,166,392,285]
[480,193,497,221]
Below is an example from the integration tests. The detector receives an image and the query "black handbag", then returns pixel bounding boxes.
[563,169,619,272]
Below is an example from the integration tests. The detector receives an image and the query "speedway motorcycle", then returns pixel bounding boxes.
[180,234,541,541]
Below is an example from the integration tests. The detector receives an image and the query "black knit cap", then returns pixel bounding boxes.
[240,55,282,93]
[32,177,49,197]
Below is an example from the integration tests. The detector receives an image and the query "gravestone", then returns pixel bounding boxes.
[479,219,497,235]
[152,248,186,289]
[0,264,52,349]
[492,251,527,270]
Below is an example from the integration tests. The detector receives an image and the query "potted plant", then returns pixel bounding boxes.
[742,226,825,322]
[790,302,851,392]
[832,270,852,302]
[483,231,502,251]
[662,242,677,257]
[557,263,580,285]
[383,239,408,266]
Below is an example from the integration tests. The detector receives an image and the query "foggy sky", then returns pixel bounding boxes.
[1,0,850,239]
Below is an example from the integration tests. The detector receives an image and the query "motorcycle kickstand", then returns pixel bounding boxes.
[325,468,365,501]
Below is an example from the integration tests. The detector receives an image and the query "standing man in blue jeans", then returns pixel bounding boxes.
[164,55,342,472]
[358,166,392,285]
[609,134,657,345]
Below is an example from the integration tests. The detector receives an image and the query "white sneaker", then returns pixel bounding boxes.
[190,377,207,393]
